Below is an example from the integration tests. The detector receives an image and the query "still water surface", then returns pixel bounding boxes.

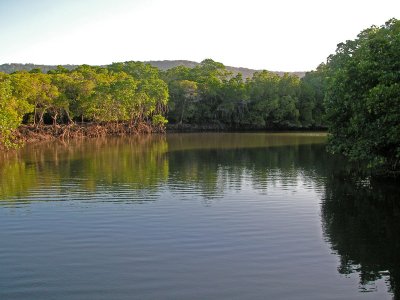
[0,133,399,299]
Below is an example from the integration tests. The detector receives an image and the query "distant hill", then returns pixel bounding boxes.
[0,61,306,78]
[0,63,78,74]
[145,60,199,70]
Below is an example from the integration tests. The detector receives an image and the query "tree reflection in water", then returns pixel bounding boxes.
[0,133,399,297]
[322,172,400,297]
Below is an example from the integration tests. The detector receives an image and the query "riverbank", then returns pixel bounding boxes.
[1,122,329,150]
[3,122,163,148]
[166,123,328,132]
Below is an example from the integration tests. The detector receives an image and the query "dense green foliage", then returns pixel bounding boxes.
[324,18,400,174]
[1,18,398,177]
[0,59,325,147]
[0,63,169,146]
[163,59,325,129]
[0,73,33,147]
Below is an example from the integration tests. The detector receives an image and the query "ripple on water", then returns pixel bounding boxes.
[0,134,396,300]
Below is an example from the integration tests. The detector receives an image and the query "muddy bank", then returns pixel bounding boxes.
[12,122,164,145]
[166,123,327,132]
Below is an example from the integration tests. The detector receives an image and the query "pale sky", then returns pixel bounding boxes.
[0,0,399,71]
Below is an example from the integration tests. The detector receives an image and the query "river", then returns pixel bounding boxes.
[0,133,398,299]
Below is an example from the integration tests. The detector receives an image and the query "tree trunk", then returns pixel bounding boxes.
[39,109,46,126]
[179,99,186,125]
[52,113,58,126]
[64,109,74,125]
[33,105,37,126]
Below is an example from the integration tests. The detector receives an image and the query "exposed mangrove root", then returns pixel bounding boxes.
[12,122,164,145]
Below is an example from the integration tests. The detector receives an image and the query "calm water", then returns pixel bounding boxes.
[0,133,399,300]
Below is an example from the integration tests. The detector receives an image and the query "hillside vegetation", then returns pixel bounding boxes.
[324,18,400,175]
[0,61,306,79]
[1,18,399,176]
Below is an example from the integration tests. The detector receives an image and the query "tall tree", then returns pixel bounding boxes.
[299,64,326,127]
[325,18,400,174]
[11,72,59,125]
[0,73,33,147]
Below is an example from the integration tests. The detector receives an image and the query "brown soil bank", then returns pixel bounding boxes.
[13,122,164,145]
[166,123,328,132]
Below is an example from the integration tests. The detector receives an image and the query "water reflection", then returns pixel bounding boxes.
[322,172,400,297]
[167,142,330,198]
[0,133,327,201]
[0,136,169,202]
[0,132,399,298]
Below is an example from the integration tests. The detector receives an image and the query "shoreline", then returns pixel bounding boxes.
[1,123,328,150]
[166,123,328,133]
[7,122,163,148]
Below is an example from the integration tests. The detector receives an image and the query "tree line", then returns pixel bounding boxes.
[0,62,169,147]
[324,18,399,175]
[0,18,398,175]
[0,58,325,147]
[163,59,325,129]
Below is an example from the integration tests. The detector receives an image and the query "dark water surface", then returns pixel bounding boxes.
[0,133,399,299]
